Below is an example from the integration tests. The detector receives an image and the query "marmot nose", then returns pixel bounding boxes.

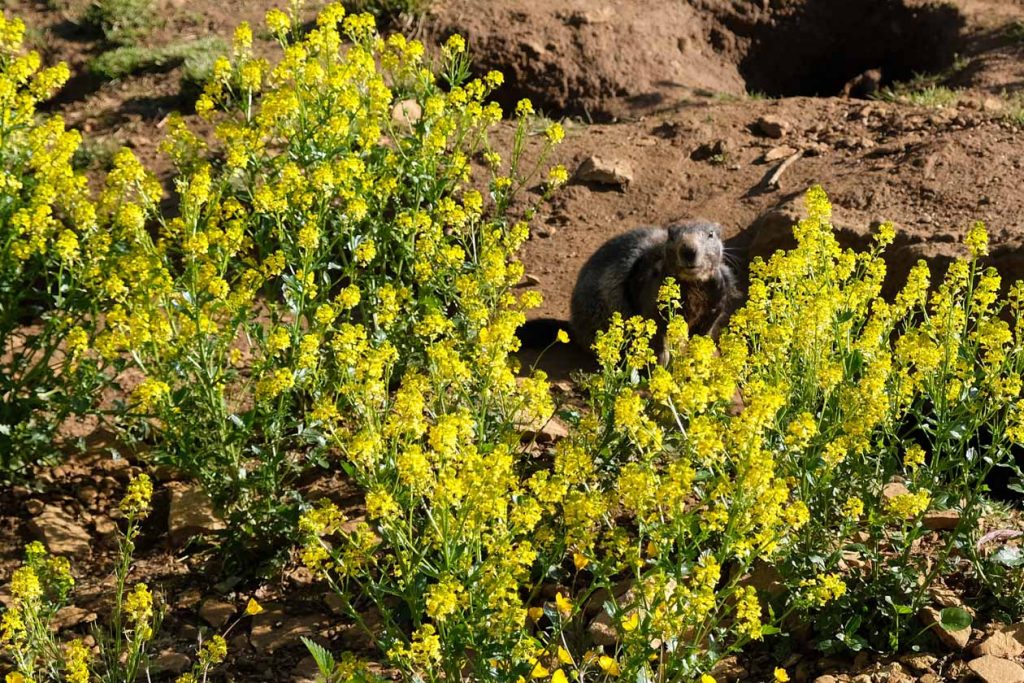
[680,245,697,265]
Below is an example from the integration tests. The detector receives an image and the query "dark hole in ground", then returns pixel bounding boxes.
[733,0,965,97]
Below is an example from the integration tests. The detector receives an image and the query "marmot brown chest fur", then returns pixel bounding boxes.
[569,220,740,365]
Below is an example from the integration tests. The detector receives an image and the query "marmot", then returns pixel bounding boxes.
[569,220,741,365]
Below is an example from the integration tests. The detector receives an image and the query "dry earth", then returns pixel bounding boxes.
[4,0,1024,680]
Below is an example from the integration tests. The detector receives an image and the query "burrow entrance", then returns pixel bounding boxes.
[731,0,966,97]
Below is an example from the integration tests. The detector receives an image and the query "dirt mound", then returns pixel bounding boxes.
[436,0,967,120]
[713,0,965,97]
[434,0,745,121]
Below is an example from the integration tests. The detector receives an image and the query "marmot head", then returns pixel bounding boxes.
[665,220,724,282]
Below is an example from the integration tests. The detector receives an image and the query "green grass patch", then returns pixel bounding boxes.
[873,54,971,108]
[72,135,122,170]
[88,36,226,81]
[82,0,158,45]
[876,84,960,107]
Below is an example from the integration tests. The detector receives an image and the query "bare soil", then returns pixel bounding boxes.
[4,0,1024,680]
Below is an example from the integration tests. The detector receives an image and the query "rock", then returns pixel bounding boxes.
[153,650,192,674]
[168,484,226,547]
[919,674,941,683]
[928,585,964,608]
[250,606,321,653]
[573,156,633,189]
[28,505,93,556]
[813,677,839,683]
[391,99,421,129]
[968,655,1024,683]
[741,560,785,597]
[176,588,203,610]
[755,114,791,139]
[923,510,960,531]
[588,609,618,647]
[711,656,747,681]
[882,662,913,683]
[920,606,970,650]
[324,592,345,615]
[838,550,871,573]
[882,481,911,500]
[803,141,829,156]
[291,655,320,683]
[52,606,97,631]
[522,274,541,287]
[25,499,44,516]
[976,625,1024,658]
[982,97,1006,113]
[948,660,972,680]
[93,516,117,539]
[229,632,250,655]
[901,653,937,673]
[564,6,615,25]
[338,607,381,650]
[199,599,236,629]
[537,417,569,442]
[763,145,798,162]
[77,486,99,505]
[691,139,733,162]
[519,414,570,444]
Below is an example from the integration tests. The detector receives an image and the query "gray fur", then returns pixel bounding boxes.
[569,220,741,365]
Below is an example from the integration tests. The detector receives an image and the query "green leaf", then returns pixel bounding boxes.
[939,607,972,632]
[301,636,336,677]
[891,603,913,616]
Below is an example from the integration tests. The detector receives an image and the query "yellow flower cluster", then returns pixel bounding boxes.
[124,583,154,631]
[120,473,154,517]
[63,640,91,683]
[885,489,931,519]
[8,0,1024,673]
[800,573,848,606]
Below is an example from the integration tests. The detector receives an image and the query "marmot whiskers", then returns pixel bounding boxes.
[569,220,741,365]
